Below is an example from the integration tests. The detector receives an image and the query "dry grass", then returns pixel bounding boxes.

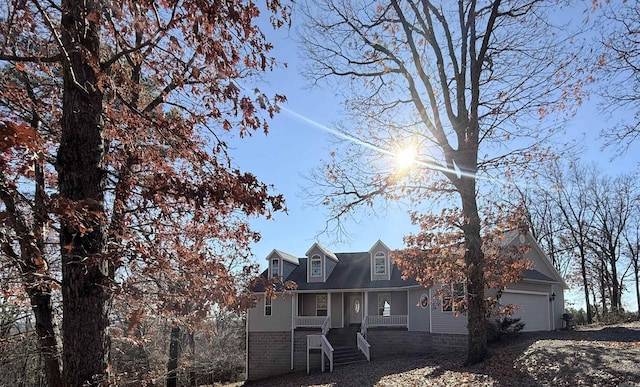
[242,322,640,387]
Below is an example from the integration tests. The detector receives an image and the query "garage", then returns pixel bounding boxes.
[501,292,550,332]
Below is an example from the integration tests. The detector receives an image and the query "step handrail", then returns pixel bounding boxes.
[356,332,370,361]
[321,334,334,372]
[321,315,331,335]
[360,315,368,338]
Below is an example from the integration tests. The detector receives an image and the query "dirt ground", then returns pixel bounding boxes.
[241,321,640,387]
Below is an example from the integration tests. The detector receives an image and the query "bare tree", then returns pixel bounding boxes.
[623,214,640,318]
[588,173,637,316]
[299,0,585,364]
[597,1,640,153]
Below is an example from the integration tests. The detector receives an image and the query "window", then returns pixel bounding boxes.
[374,251,386,275]
[316,294,328,316]
[378,293,391,316]
[419,293,429,309]
[271,258,279,277]
[311,255,322,277]
[442,283,465,312]
[264,296,272,316]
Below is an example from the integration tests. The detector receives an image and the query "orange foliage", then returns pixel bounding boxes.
[392,204,533,311]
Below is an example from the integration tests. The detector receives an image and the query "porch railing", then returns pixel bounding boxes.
[367,314,408,327]
[356,332,370,361]
[307,334,334,374]
[295,315,327,328]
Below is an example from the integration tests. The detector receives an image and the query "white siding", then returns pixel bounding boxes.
[331,293,342,328]
[408,288,430,332]
[248,294,292,332]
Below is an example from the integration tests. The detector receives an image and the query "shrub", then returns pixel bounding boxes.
[487,316,525,343]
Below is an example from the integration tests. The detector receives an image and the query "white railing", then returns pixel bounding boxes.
[367,314,408,327]
[321,315,331,335]
[307,334,334,374]
[295,315,326,328]
[356,332,371,361]
[360,315,368,338]
[307,334,321,374]
[321,335,334,373]
[307,334,322,349]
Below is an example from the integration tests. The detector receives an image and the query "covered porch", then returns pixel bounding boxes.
[291,290,409,330]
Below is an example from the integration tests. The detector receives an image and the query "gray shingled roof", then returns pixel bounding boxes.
[522,269,555,282]
[252,252,419,292]
[252,253,558,292]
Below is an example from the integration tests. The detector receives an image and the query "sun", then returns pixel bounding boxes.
[396,147,417,169]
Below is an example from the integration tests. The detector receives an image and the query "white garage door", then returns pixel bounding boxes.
[501,292,549,332]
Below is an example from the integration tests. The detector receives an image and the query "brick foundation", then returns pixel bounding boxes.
[246,331,291,380]
[431,333,468,353]
[366,329,433,359]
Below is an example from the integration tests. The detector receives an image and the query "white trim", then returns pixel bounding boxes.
[264,295,272,316]
[406,290,410,330]
[501,289,551,331]
[373,251,387,275]
[502,289,548,296]
[364,291,368,319]
[291,295,294,369]
[310,255,322,278]
[328,292,332,327]
[316,294,328,316]
[513,231,569,289]
[270,257,281,278]
[440,283,466,313]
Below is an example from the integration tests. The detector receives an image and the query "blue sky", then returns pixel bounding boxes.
[227,4,640,312]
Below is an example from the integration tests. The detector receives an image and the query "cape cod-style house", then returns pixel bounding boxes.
[245,231,568,380]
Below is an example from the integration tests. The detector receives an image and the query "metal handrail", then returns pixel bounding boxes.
[356,332,370,361]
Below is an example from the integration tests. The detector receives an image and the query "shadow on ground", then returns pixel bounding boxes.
[243,323,640,387]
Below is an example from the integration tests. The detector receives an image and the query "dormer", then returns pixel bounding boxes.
[267,249,299,279]
[305,242,338,283]
[369,240,391,281]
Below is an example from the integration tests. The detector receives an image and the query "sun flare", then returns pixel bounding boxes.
[396,147,417,169]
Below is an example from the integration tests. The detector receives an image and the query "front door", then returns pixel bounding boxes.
[348,293,362,326]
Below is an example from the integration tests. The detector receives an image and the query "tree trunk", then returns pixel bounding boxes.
[26,285,63,387]
[58,0,110,384]
[460,178,486,365]
[167,326,181,387]
[635,267,640,318]
[609,255,620,315]
[579,247,593,324]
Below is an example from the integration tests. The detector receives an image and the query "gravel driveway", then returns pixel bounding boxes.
[243,321,640,387]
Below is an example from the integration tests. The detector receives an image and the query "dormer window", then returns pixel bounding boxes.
[374,251,386,275]
[311,255,322,277]
[271,258,280,277]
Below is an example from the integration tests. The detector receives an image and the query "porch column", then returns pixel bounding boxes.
[364,291,368,322]
[327,292,331,328]
[291,294,295,370]
[406,290,410,330]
